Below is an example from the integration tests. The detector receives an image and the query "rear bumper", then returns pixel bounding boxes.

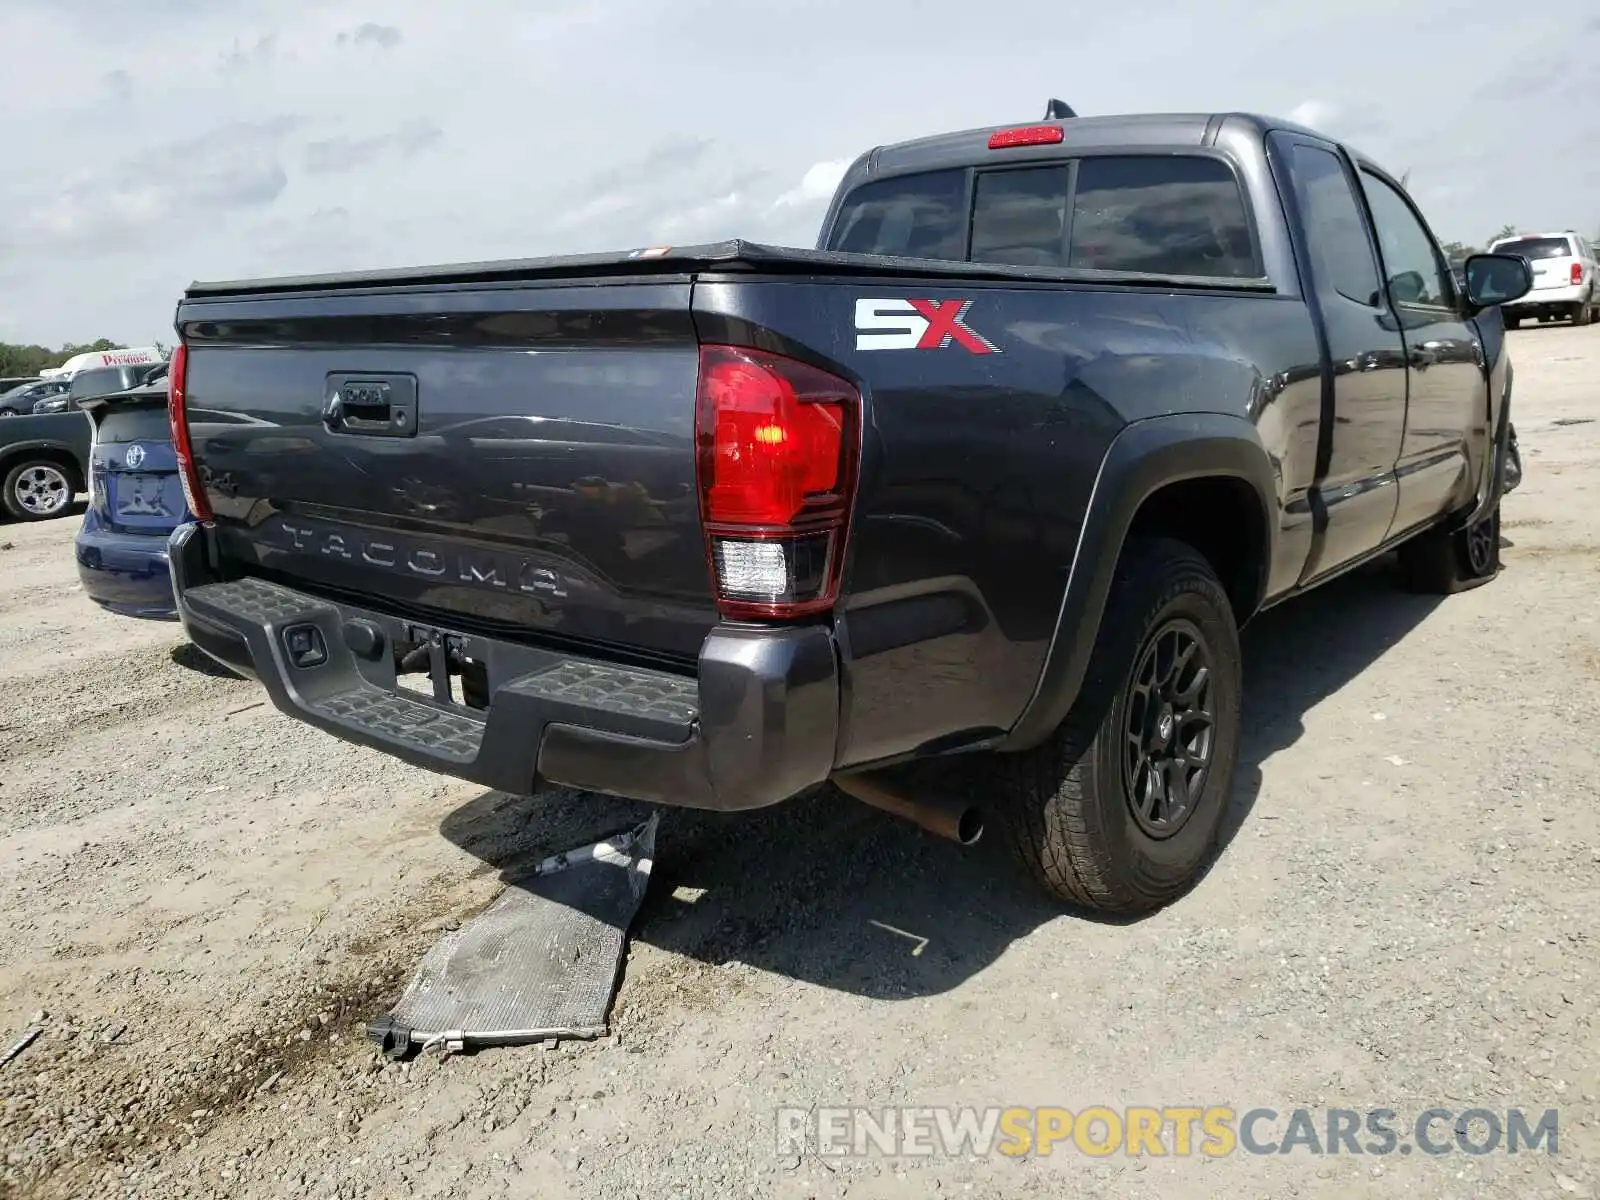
[1504,283,1589,313]
[168,523,840,810]
[74,515,179,619]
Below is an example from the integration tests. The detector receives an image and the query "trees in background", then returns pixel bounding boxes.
[1441,226,1530,262]
[0,338,128,378]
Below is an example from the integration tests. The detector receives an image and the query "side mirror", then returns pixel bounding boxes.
[1388,270,1427,305]
[1463,253,1534,311]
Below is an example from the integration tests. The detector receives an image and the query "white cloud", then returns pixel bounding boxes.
[1287,100,1338,129]
[8,117,306,254]
[656,191,749,244]
[774,159,851,209]
[337,21,403,49]
[302,118,443,176]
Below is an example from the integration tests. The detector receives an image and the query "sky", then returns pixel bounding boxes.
[2,0,1597,348]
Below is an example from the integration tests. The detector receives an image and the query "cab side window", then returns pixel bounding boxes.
[1068,155,1260,278]
[1357,170,1452,308]
[827,169,967,261]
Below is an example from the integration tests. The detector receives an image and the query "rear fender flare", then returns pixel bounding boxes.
[998,412,1277,753]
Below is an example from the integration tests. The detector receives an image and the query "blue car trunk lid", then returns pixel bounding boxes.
[99,439,186,532]
[80,383,190,535]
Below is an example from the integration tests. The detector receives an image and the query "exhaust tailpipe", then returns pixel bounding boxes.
[834,773,984,846]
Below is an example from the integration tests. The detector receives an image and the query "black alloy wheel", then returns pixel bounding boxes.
[1465,508,1499,577]
[1123,620,1215,839]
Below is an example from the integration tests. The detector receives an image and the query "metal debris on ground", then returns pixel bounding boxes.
[1,1028,41,1069]
[368,813,658,1060]
[868,920,929,956]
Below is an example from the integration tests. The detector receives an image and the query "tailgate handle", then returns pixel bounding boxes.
[323,374,419,439]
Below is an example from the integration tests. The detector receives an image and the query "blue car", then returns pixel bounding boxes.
[74,375,190,619]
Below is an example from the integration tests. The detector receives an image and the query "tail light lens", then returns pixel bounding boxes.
[167,344,213,522]
[1572,262,1584,286]
[694,345,860,619]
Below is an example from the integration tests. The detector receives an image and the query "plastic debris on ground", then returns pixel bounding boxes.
[368,813,657,1059]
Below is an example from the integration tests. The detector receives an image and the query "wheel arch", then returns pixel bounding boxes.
[999,413,1276,753]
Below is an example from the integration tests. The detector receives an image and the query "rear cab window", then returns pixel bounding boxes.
[825,153,1261,280]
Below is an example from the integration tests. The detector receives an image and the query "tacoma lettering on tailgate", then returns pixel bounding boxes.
[275,518,572,599]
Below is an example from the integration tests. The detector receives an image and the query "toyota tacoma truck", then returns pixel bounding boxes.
[165,105,1534,914]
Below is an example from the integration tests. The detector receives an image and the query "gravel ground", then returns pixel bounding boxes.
[1,325,1598,1200]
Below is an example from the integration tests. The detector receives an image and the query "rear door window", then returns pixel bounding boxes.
[1284,143,1382,305]
[1069,156,1259,278]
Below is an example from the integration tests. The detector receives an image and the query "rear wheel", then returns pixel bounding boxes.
[1574,301,1592,327]
[2,459,75,521]
[995,537,1242,914]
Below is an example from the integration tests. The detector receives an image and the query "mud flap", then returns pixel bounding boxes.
[368,813,657,1059]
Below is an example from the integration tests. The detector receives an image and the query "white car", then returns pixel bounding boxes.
[1487,231,1599,328]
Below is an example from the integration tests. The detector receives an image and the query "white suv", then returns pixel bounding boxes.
[1488,231,1599,328]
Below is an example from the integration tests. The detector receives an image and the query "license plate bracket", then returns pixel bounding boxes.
[113,472,173,518]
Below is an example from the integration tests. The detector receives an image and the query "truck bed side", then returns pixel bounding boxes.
[691,275,1316,767]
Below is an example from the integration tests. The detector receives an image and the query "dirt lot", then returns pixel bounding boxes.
[2,325,1598,1200]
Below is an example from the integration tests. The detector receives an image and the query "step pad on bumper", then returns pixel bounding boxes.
[310,688,484,762]
[181,575,699,770]
[506,661,697,726]
[194,576,332,624]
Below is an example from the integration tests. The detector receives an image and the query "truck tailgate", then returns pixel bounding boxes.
[178,281,715,663]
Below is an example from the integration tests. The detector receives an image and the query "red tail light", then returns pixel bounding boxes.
[167,344,213,522]
[694,345,860,620]
[1572,262,1584,286]
[988,125,1064,149]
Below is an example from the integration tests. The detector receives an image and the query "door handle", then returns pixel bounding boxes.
[324,393,393,432]
[321,374,418,438]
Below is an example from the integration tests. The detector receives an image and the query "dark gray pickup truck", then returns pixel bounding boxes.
[0,411,90,521]
[166,106,1534,914]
